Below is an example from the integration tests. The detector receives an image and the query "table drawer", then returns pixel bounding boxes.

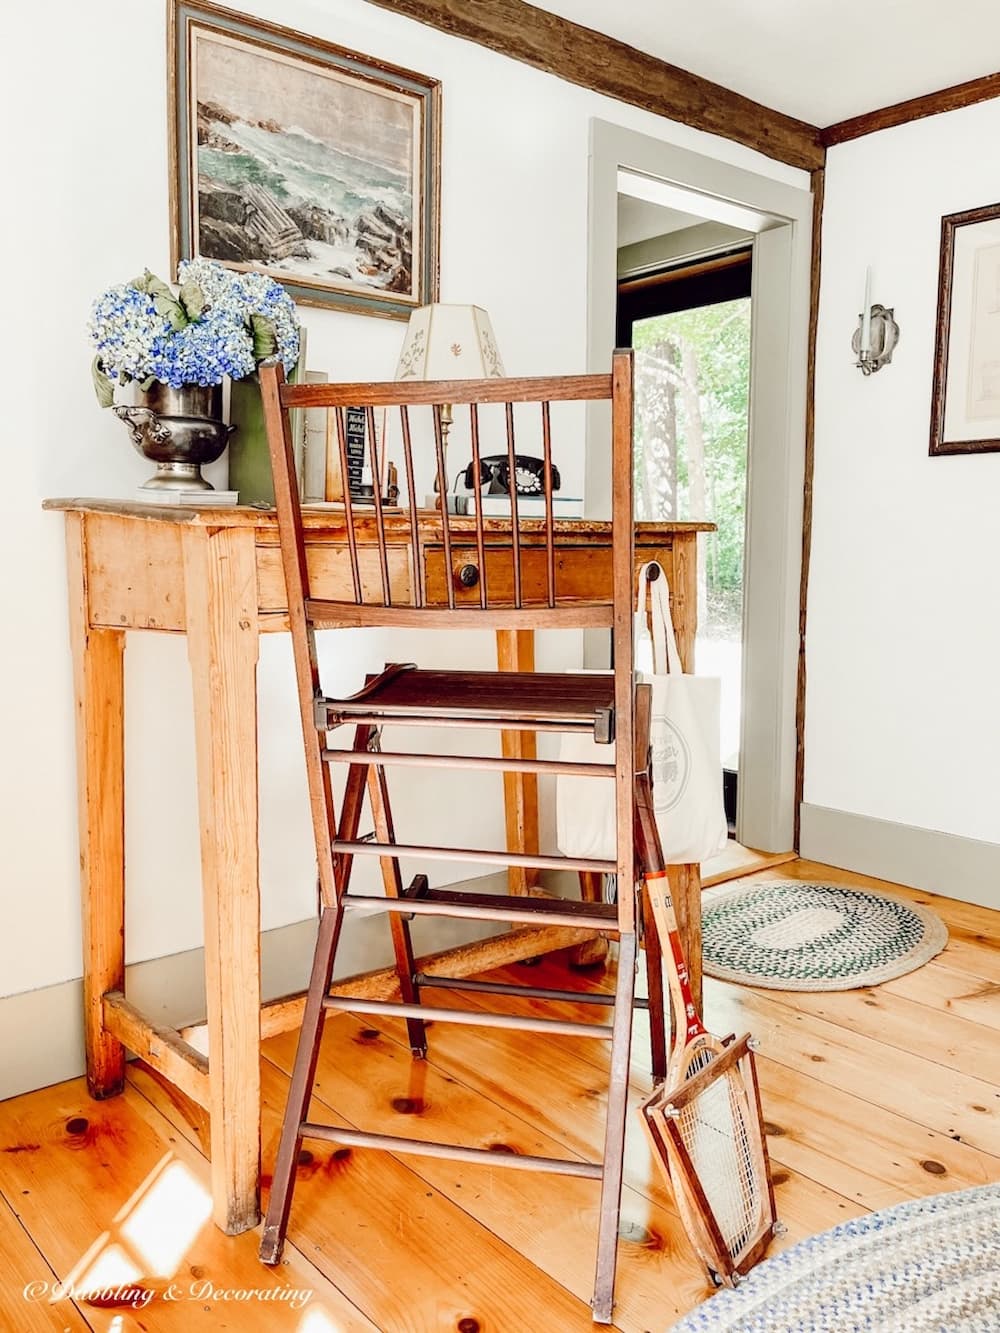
[256,543,413,611]
[422,543,677,608]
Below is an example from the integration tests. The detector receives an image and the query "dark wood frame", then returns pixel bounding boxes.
[167,0,441,320]
[929,201,1000,457]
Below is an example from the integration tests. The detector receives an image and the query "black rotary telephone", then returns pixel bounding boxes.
[462,454,561,496]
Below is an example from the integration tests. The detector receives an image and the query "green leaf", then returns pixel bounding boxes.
[91,356,115,408]
[179,277,206,320]
[250,314,277,361]
[153,292,187,331]
[132,268,187,330]
[132,268,171,299]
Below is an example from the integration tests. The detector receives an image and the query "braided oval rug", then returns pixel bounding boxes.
[670,1183,1000,1333]
[702,881,947,991]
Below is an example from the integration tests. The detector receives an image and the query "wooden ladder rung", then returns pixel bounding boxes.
[321,748,615,777]
[333,840,617,875]
[416,973,651,1010]
[321,995,614,1039]
[299,1122,604,1179]
[340,890,617,931]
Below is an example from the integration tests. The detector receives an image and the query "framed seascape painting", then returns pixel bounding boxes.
[168,0,441,319]
[930,202,1000,455]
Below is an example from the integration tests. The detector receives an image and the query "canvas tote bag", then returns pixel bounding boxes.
[556,562,728,865]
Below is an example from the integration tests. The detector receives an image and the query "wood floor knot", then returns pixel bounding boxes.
[391,1096,424,1115]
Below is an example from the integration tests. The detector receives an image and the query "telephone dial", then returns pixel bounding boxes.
[462,453,561,496]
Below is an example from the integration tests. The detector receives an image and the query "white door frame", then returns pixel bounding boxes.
[586,118,814,852]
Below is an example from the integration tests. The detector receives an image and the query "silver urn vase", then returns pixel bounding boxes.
[114,383,234,491]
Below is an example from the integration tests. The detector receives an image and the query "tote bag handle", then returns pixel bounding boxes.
[635,562,683,676]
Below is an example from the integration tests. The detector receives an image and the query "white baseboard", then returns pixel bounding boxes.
[0,877,509,1103]
[799,803,1000,911]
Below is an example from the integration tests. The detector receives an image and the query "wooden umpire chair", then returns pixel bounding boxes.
[256,349,664,1323]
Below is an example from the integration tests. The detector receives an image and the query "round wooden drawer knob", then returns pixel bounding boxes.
[455,563,480,589]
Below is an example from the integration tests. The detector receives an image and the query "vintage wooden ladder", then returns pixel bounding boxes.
[256,349,665,1323]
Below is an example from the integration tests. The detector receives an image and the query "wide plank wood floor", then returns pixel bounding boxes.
[1,858,998,1331]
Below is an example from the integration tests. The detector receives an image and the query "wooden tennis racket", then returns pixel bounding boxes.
[636,787,778,1286]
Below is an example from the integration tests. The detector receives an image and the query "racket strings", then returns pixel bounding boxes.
[676,1071,761,1261]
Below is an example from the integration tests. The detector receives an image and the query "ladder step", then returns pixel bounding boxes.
[322,995,614,1039]
[332,839,617,875]
[319,711,601,734]
[417,886,618,917]
[299,1123,603,1179]
[416,974,650,1011]
[341,891,617,932]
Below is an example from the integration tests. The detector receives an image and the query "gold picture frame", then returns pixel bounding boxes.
[168,0,441,319]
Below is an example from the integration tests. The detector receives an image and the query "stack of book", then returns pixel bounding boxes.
[137,488,240,507]
[477,494,583,517]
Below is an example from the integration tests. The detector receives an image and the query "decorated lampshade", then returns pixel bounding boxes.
[396,304,505,382]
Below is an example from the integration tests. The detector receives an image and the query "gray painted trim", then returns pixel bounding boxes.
[737,223,809,852]
[0,916,324,1103]
[800,803,1000,910]
[586,117,813,851]
[0,879,507,1102]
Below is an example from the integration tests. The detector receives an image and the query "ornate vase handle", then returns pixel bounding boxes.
[114,405,171,447]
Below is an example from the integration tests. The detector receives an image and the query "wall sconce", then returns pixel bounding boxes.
[852,267,900,375]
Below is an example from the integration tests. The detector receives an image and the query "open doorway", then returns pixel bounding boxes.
[587,120,814,853]
[616,204,752,832]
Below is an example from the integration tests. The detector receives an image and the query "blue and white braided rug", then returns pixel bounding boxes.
[670,1183,1000,1332]
[702,882,948,991]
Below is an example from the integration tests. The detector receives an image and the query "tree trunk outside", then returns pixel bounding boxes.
[680,339,708,626]
[634,336,678,519]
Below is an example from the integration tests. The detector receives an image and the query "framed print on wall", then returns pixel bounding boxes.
[168,0,441,319]
[930,202,1000,455]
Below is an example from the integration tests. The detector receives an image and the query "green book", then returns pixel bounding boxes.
[227,332,307,505]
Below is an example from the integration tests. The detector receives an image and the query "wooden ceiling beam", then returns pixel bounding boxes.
[363,0,825,172]
[822,71,1000,146]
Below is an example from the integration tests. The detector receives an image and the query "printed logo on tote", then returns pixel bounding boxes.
[651,718,691,811]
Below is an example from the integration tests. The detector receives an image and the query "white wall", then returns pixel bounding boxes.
[807,100,1000,859]
[2,0,805,1005]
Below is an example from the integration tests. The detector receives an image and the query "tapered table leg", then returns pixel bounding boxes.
[66,514,126,1100]
[183,526,261,1234]
[495,629,540,894]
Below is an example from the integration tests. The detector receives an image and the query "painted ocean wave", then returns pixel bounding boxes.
[200,118,412,223]
[195,100,416,295]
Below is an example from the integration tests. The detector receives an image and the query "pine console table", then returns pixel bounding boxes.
[46,498,711,1234]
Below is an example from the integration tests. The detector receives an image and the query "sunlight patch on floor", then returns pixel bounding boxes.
[120,1158,212,1272]
[71,1240,143,1292]
[296,1305,350,1331]
[58,1150,210,1304]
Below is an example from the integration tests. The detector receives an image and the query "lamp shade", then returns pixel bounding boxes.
[396,304,505,381]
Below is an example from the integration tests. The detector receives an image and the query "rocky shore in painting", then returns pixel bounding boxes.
[195,100,413,294]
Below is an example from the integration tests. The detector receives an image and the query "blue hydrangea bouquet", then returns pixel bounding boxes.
[89,258,300,406]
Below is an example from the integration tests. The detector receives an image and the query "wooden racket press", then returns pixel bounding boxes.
[636,763,780,1287]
